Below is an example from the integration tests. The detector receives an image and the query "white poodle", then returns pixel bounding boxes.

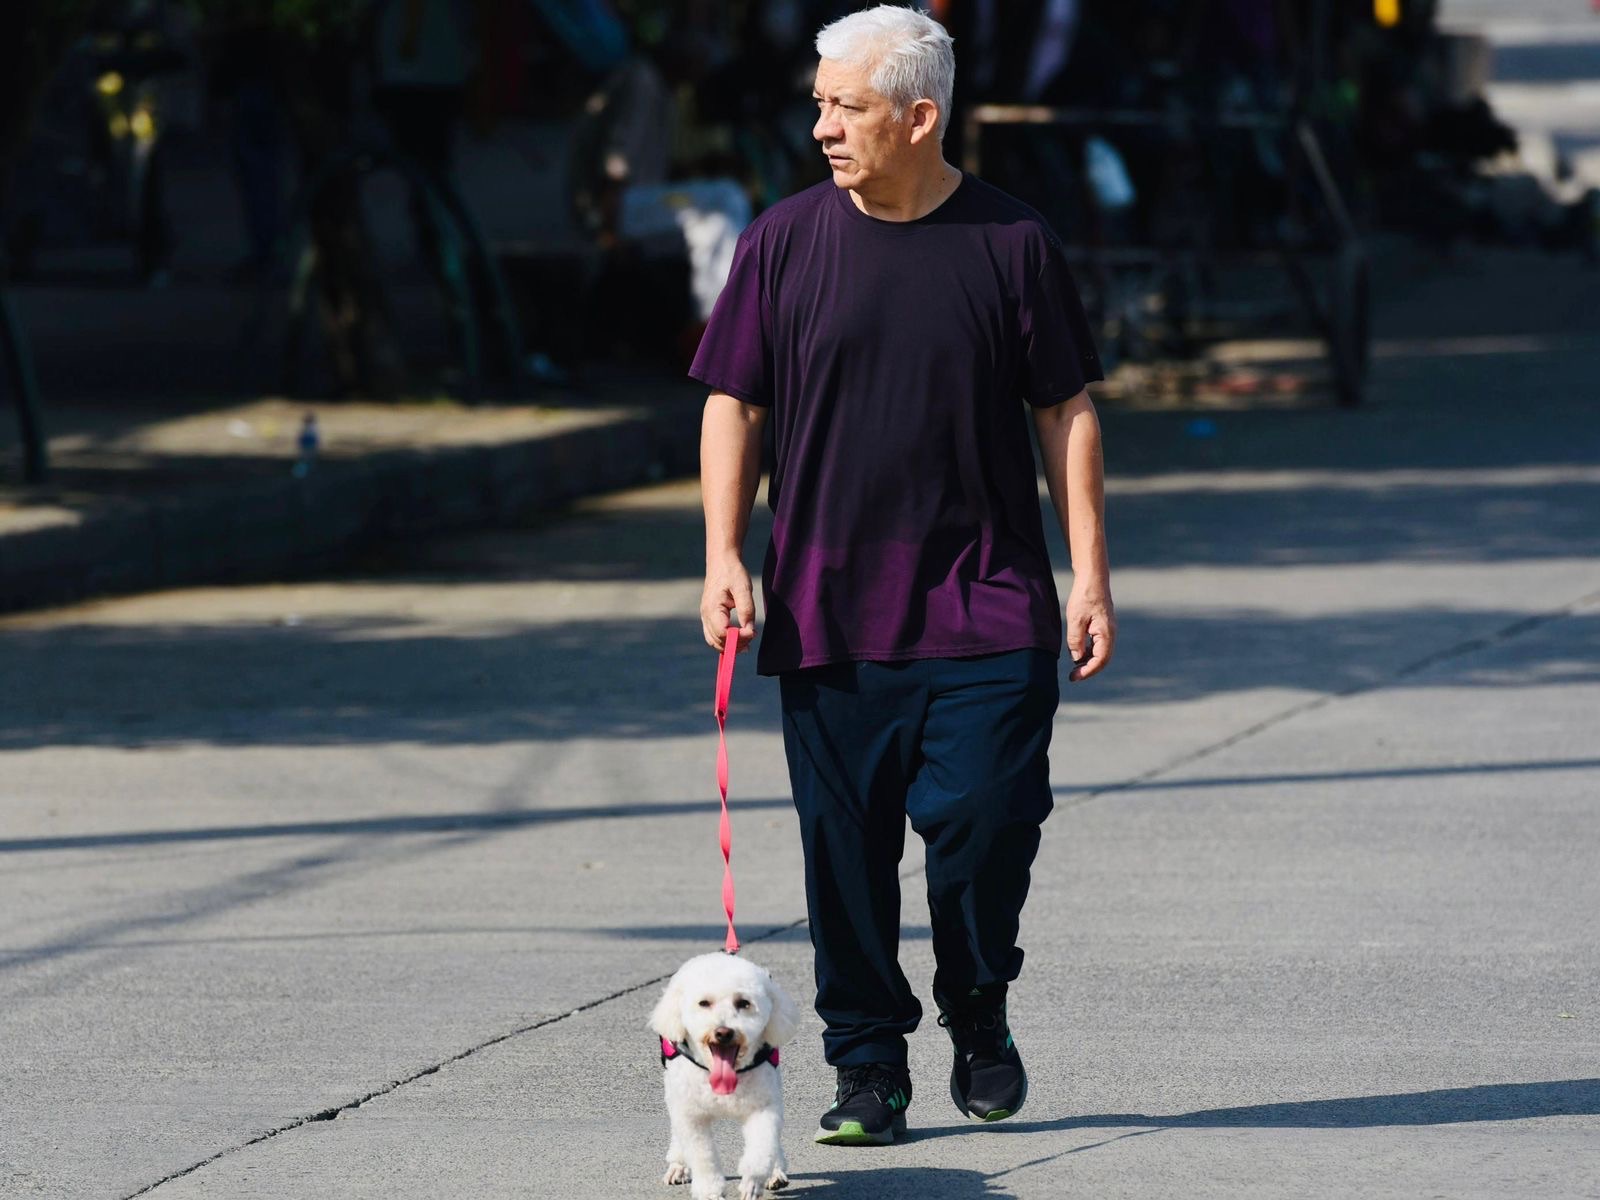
[649,952,801,1200]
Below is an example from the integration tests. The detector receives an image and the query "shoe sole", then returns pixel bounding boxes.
[953,1074,1028,1123]
[814,1113,907,1146]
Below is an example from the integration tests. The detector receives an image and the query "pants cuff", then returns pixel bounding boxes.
[827,1040,910,1069]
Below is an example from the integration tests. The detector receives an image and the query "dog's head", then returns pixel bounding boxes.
[649,953,800,1093]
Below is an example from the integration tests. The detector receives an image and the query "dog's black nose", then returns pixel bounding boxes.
[713,1027,736,1044]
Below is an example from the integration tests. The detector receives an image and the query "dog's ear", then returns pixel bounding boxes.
[649,973,687,1044]
[760,974,801,1048]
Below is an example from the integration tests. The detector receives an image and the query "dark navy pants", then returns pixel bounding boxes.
[779,649,1058,1067]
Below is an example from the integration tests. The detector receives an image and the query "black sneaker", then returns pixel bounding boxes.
[814,1063,912,1145]
[938,997,1027,1121]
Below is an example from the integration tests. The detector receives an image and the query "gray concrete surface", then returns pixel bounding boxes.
[5,9,1600,1191]
[3,231,1599,1198]
[0,380,704,614]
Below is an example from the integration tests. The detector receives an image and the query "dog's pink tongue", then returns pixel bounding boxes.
[709,1045,739,1095]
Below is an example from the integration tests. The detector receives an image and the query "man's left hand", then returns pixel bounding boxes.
[1065,581,1116,683]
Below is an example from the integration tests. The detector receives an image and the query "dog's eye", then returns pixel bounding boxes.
[697,999,712,1008]
[733,998,751,1010]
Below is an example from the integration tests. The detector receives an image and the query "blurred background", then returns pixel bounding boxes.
[3,9,1600,1197]
[0,0,1598,599]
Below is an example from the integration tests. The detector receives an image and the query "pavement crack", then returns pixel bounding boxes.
[128,587,1596,1196]
[990,1126,1164,1177]
[126,917,808,1198]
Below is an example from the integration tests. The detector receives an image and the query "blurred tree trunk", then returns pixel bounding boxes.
[206,1,405,396]
[0,2,89,482]
[271,29,407,396]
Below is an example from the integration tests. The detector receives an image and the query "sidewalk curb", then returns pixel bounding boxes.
[0,402,701,615]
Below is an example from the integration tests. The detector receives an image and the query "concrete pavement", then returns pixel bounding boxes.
[7,7,1600,1186]
[0,372,705,614]
[2,230,1599,1197]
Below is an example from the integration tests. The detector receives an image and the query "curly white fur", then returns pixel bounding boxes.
[649,953,801,1200]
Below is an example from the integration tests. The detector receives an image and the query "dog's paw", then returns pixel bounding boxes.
[662,1163,690,1186]
[690,1179,724,1200]
[738,1177,764,1200]
[741,1170,788,1199]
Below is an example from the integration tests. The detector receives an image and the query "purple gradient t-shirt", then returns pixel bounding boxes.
[690,173,1102,677]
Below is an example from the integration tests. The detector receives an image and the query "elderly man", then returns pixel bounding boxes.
[692,4,1113,1145]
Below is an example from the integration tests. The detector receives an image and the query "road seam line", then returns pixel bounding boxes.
[127,918,808,1197]
[1048,584,1600,814]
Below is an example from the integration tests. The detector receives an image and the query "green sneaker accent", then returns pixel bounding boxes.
[818,1063,911,1144]
[939,1002,1027,1121]
[814,1114,905,1146]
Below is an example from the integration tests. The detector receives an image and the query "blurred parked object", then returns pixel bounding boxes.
[963,0,1373,406]
[370,0,473,185]
[1355,7,1600,261]
[563,31,755,366]
[280,137,529,403]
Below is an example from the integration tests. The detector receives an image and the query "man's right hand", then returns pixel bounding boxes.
[702,556,758,653]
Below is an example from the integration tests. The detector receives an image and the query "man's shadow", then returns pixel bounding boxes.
[785,1081,1600,1198]
[948,1078,1600,1133]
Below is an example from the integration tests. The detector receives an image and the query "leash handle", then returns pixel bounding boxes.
[715,627,741,954]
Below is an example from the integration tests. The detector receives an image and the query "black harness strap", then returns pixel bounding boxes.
[659,1037,780,1073]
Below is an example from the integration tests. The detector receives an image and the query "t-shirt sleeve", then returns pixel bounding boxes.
[1019,238,1104,407]
[688,229,772,406]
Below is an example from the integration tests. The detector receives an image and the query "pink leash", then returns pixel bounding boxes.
[714,627,741,954]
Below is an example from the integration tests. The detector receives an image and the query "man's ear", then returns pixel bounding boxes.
[907,97,941,145]
[760,975,802,1048]
[649,975,687,1044]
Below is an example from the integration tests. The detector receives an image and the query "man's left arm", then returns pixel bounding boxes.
[1033,389,1115,682]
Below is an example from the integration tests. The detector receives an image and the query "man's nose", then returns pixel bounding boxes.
[712,1026,736,1044]
[814,112,841,143]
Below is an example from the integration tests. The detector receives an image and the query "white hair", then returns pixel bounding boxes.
[815,5,955,140]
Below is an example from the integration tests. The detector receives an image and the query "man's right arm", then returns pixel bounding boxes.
[700,391,769,653]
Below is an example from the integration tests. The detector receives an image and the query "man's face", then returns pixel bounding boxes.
[811,57,914,190]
